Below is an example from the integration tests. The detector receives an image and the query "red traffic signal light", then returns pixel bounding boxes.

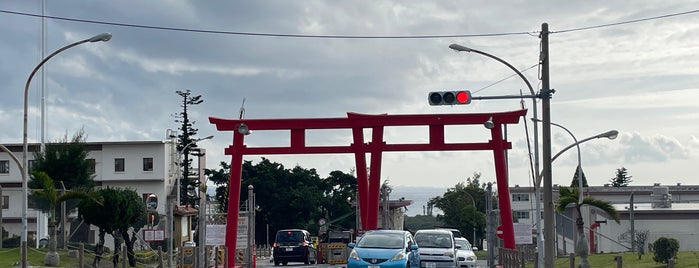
[428,91,472,105]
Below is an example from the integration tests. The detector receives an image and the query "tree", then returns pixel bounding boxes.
[78,187,146,267]
[556,186,620,268]
[619,229,650,259]
[174,89,204,207]
[206,158,328,245]
[29,129,96,247]
[570,165,588,187]
[320,170,358,230]
[609,167,633,187]
[652,237,679,264]
[427,172,485,247]
[31,171,100,266]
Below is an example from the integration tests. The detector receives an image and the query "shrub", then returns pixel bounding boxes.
[652,237,679,264]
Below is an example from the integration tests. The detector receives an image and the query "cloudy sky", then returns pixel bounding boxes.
[2,1,699,190]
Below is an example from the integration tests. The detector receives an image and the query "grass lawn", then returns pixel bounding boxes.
[475,250,699,268]
[0,247,161,268]
[544,251,699,268]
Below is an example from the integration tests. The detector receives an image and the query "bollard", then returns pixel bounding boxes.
[569,253,575,268]
[158,246,164,268]
[79,243,84,268]
[614,255,622,268]
[122,245,128,268]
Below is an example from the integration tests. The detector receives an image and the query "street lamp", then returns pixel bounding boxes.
[533,119,618,266]
[168,135,213,267]
[449,43,543,265]
[176,135,214,205]
[21,32,111,268]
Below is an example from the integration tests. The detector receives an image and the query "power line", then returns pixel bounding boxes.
[0,9,532,39]
[1,7,697,39]
[552,9,699,34]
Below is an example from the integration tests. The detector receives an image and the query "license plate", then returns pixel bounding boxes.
[425,262,436,268]
[369,266,379,268]
[285,248,293,251]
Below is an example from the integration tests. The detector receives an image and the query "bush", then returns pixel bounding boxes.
[652,237,679,263]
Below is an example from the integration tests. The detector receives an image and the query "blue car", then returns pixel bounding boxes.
[347,230,420,268]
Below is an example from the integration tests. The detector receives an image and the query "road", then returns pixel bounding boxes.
[249,256,489,268]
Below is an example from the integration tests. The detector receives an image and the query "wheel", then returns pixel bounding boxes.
[274,261,280,266]
[282,261,288,265]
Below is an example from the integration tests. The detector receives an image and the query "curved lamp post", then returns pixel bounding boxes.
[21,32,111,268]
[449,43,542,265]
[533,119,618,267]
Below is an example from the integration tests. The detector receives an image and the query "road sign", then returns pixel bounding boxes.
[206,225,226,245]
[496,225,504,239]
[237,215,248,249]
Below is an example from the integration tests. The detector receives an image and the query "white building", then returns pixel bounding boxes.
[0,130,204,249]
[508,183,699,255]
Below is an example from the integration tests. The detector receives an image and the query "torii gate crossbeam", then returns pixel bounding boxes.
[209,109,526,267]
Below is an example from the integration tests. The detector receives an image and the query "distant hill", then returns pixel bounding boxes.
[390,185,447,216]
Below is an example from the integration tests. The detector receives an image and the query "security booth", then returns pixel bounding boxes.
[324,230,353,264]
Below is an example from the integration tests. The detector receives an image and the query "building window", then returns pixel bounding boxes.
[512,193,530,202]
[87,159,96,174]
[515,211,530,219]
[143,157,153,172]
[2,196,8,209]
[0,160,8,174]
[115,158,125,172]
[28,160,35,172]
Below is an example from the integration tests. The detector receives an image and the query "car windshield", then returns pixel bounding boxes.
[415,233,452,248]
[455,239,472,251]
[356,232,405,249]
[276,231,304,243]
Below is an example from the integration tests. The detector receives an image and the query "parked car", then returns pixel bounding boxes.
[454,237,477,268]
[414,229,458,268]
[273,229,317,265]
[347,229,420,268]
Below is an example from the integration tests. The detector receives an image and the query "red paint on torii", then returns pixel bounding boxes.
[209,109,526,267]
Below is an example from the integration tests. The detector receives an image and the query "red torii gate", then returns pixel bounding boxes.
[209,109,526,266]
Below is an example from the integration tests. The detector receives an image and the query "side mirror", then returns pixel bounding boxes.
[455,245,462,249]
[410,244,418,251]
[348,243,356,249]
[473,247,479,251]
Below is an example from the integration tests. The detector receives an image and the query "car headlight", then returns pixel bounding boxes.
[349,249,361,260]
[443,252,454,258]
[390,251,406,261]
[466,256,476,261]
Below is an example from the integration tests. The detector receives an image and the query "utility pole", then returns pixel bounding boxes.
[629,192,635,253]
[486,182,495,267]
[540,22,555,268]
[197,149,207,268]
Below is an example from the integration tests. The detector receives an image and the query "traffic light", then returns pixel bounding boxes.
[428,90,472,105]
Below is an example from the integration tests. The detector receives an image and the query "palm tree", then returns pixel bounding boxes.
[31,170,102,266]
[556,186,620,268]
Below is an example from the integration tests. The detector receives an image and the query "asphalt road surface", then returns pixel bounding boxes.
[252,257,489,268]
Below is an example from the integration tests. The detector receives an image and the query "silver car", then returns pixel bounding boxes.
[414,229,458,268]
[454,237,477,268]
